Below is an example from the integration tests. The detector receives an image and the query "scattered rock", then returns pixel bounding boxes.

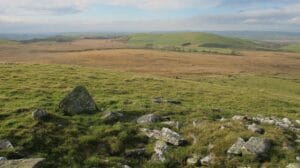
[186,154,201,166]
[32,109,48,121]
[200,155,212,166]
[296,120,300,125]
[227,138,246,155]
[141,128,185,146]
[58,86,98,115]
[243,137,271,156]
[283,118,292,125]
[140,128,162,139]
[0,157,7,161]
[125,148,145,157]
[161,127,185,146]
[152,141,168,162]
[0,140,13,150]
[152,97,181,105]
[247,123,264,134]
[101,111,124,124]
[232,115,247,121]
[0,158,45,168]
[286,163,300,168]
[220,117,228,122]
[137,114,161,124]
[296,156,300,162]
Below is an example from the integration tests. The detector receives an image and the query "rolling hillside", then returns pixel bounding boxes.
[127,32,267,51]
[281,44,300,52]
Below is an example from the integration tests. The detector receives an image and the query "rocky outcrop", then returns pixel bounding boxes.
[137,114,161,124]
[0,158,45,168]
[0,140,13,150]
[32,109,48,121]
[232,115,248,121]
[58,86,98,115]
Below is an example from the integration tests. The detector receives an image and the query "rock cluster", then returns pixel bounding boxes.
[227,137,271,157]
[0,158,45,168]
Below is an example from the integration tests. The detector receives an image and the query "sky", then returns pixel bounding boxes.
[0,0,300,33]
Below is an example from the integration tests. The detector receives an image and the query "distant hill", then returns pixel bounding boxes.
[127,32,268,50]
[211,31,300,43]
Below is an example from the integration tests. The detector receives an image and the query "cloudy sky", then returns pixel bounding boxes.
[0,0,300,33]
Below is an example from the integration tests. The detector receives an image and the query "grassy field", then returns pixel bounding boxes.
[0,63,299,167]
[281,44,300,52]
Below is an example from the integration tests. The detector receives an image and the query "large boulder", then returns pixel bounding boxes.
[0,140,13,150]
[58,86,98,115]
[137,114,161,124]
[243,137,271,156]
[227,138,246,155]
[0,158,45,168]
[161,128,185,146]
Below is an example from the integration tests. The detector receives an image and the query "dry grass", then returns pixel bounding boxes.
[0,39,299,79]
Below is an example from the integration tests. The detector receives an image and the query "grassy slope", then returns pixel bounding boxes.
[0,64,299,167]
[281,44,300,52]
[127,32,265,50]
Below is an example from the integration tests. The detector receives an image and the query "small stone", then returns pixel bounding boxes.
[122,165,132,168]
[220,117,228,122]
[137,114,161,124]
[220,125,226,130]
[32,109,48,121]
[296,120,300,125]
[161,127,185,146]
[296,156,300,161]
[0,157,7,161]
[186,154,201,166]
[201,155,212,166]
[247,123,264,134]
[227,138,246,155]
[152,141,168,162]
[283,118,292,125]
[243,137,271,156]
[0,140,13,150]
[286,163,300,168]
[232,115,247,121]
[152,97,163,104]
[125,148,145,157]
[101,111,124,124]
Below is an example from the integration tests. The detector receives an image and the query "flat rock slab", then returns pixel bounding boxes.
[59,86,98,115]
[137,114,161,124]
[243,137,271,156]
[0,158,45,168]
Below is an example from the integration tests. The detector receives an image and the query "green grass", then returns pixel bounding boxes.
[127,32,269,54]
[0,39,18,45]
[281,44,300,52]
[0,64,299,167]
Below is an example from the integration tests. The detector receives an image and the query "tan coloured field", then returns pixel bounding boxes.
[0,39,299,78]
